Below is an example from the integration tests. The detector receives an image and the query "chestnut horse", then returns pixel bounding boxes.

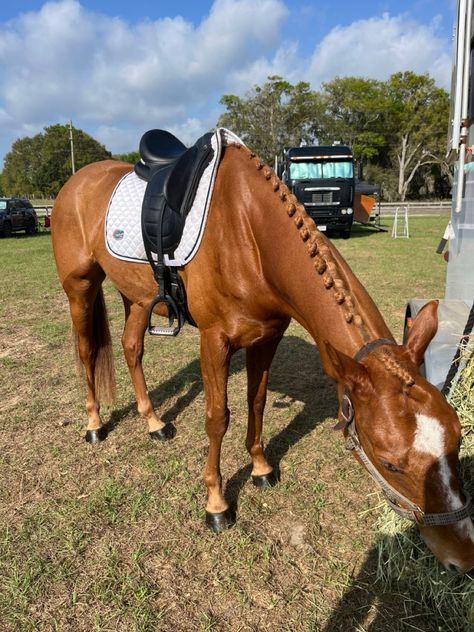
[51,142,474,572]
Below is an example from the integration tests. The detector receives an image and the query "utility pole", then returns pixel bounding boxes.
[69,120,76,175]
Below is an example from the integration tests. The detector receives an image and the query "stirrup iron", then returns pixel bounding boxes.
[147,294,182,336]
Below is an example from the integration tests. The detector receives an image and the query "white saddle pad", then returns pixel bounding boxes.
[105,128,243,267]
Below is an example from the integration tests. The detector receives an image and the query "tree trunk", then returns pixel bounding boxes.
[397,135,408,201]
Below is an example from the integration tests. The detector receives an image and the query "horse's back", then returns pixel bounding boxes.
[52,160,132,282]
[53,160,132,217]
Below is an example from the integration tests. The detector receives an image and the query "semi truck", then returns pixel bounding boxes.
[279,144,355,238]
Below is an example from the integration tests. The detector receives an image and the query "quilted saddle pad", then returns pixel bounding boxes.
[105,128,243,267]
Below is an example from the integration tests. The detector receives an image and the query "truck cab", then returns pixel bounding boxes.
[0,198,38,237]
[281,144,355,238]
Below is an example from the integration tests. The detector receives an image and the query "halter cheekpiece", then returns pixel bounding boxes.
[337,338,473,526]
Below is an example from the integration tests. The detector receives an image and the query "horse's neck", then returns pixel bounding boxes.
[237,149,393,358]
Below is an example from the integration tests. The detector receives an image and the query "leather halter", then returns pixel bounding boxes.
[337,338,473,526]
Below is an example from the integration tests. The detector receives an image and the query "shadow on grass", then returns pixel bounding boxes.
[321,453,474,632]
[105,334,338,510]
[107,356,205,432]
[225,336,337,510]
[330,223,390,240]
[2,230,51,240]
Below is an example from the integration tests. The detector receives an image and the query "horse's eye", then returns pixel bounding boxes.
[380,459,402,474]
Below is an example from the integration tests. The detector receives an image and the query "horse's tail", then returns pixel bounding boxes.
[73,287,116,404]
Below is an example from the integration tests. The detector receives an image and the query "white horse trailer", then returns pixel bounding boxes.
[405,0,474,393]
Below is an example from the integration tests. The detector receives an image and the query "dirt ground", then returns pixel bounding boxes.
[0,224,468,631]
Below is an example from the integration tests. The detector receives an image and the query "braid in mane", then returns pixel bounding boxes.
[230,143,416,388]
[237,144,365,332]
[378,350,416,387]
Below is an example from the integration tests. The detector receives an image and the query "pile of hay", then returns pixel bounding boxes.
[376,351,474,631]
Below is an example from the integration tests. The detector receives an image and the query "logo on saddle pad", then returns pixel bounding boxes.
[113,229,125,240]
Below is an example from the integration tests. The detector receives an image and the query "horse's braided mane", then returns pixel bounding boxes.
[378,350,415,387]
[232,144,364,327]
[230,143,416,388]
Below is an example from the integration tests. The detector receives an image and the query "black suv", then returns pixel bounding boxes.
[0,198,38,237]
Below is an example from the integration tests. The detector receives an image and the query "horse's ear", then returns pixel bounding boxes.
[323,340,371,389]
[404,300,439,367]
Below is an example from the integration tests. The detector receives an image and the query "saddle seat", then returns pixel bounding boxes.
[135,129,214,254]
[135,129,187,180]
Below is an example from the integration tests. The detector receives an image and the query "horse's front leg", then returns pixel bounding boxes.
[200,328,234,532]
[121,297,175,440]
[246,336,282,487]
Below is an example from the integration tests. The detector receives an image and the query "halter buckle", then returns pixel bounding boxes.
[333,390,354,431]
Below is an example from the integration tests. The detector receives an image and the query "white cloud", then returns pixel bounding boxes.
[1,0,289,121]
[0,2,452,163]
[306,13,451,88]
[0,0,288,158]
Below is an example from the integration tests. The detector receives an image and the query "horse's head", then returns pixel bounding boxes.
[326,301,474,573]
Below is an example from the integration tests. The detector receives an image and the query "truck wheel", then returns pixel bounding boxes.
[1,222,12,238]
[25,219,36,235]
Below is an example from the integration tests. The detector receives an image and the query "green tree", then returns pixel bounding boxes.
[36,124,111,195]
[113,151,140,164]
[217,72,450,200]
[2,124,111,196]
[2,135,43,196]
[320,76,389,163]
[218,76,323,163]
[384,72,449,200]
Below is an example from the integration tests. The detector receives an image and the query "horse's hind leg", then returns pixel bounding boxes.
[200,328,234,532]
[245,336,282,488]
[120,296,175,440]
[64,265,115,443]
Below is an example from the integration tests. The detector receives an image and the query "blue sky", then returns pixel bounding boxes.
[0,1,456,167]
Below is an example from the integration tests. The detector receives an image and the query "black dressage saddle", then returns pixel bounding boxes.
[135,129,214,336]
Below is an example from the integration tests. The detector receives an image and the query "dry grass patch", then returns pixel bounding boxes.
[0,222,463,631]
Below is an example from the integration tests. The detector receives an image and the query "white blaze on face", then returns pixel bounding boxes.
[413,414,445,459]
[414,414,474,542]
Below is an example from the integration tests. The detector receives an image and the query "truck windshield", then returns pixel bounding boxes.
[0,201,6,210]
[289,160,353,180]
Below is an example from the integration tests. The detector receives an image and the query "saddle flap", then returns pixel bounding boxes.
[164,132,214,215]
[142,164,184,255]
[134,161,151,181]
[141,129,214,262]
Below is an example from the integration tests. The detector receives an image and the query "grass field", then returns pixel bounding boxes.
[0,216,471,631]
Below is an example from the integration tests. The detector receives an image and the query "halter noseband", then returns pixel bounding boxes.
[338,338,473,527]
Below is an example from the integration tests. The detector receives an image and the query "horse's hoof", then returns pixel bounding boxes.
[85,426,108,443]
[149,423,176,441]
[205,508,236,533]
[252,471,278,488]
